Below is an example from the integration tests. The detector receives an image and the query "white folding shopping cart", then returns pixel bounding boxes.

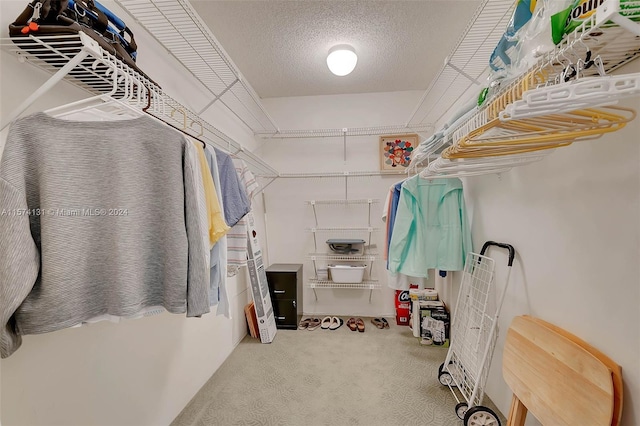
[437,241,515,426]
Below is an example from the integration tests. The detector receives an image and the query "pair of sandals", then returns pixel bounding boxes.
[346,318,365,332]
[320,316,344,330]
[299,317,343,330]
[298,318,321,330]
[371,317,390,329]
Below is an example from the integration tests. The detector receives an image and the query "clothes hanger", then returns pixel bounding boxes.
[449,106,634,152]
[46,59,145,121]
[141,87,207,149]
[424,151,549,177]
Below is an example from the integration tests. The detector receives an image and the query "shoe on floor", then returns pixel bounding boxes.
[329,317,343,330]
[298,318,312,330]
[371,318,384,329]
[381,318,390,329]
[347,317,357,331]
[356,318,365,332]
[320,316,333,329]
[307,318,321,331]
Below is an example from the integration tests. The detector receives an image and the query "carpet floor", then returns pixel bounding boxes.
[171,319,504,426]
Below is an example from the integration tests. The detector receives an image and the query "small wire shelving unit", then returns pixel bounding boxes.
[304,198,382,302]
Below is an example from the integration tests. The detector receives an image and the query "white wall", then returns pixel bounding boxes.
[462,60,640,425]
[260,91,433,319]
[261,67,640,425]
[0,1,265,424]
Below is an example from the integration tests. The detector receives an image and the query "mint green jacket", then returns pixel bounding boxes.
[388,176,472,278]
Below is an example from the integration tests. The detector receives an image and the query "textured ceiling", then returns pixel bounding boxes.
[191,1,479,99]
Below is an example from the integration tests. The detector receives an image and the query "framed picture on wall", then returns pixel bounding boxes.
[380,134,418,171]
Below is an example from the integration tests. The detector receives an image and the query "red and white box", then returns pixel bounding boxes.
[395,290,411,326]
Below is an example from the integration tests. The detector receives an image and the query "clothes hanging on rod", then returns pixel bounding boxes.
[384,181,403,268]
[227,159,260,277]
[0,112,212,358]
[202,145,228,312]
[213,148,251,228]
[387,175,472,280]
[208,148,251,317]
[382,180,428,290]
[193,142,230,247]
[187,140,212,275]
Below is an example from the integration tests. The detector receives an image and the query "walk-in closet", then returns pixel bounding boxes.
[0,0,638,425]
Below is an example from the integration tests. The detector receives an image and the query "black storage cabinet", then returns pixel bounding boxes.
[265,263,303,330]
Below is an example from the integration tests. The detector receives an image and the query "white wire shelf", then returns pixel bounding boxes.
[308,253,378,261]
[279,171,407,179]
[417,0,640,175]
[407,0,640,130]
[114,0,279,133]
[256,124,433,139]
[308,227,379,233]
[0,34,129,100]
[0,33,279,178]
[407,0,517,127]
[306,199,380,205]
[308,279,381,290]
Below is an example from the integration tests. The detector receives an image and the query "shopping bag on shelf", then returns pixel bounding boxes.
[66,0,138,61]
[8,0,156,85]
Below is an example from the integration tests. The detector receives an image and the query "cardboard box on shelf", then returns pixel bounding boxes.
[409,288,438,301]
[419,305,450,347]
[420,300,444,309]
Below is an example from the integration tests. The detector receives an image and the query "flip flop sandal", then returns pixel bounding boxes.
[371,318,384,329]
[329,317,343,330]
[298,318,312,330]
[307,318,321,331]
[356,318,365,333]
[320,316,332,329]
[381,318,390,329]
[347,317,357,331]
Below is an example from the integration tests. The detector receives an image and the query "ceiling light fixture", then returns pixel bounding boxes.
[326,45,358,76]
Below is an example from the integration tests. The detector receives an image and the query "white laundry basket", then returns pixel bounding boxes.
[327,264,367,283]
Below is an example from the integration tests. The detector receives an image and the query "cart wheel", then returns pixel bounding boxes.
[438,361,454,374]
[438,371,454,386]
[455,402,468,419]
[463,406,501,426]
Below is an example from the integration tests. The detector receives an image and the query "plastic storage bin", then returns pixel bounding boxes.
[326,239,366,255]
[328,264,367,283]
